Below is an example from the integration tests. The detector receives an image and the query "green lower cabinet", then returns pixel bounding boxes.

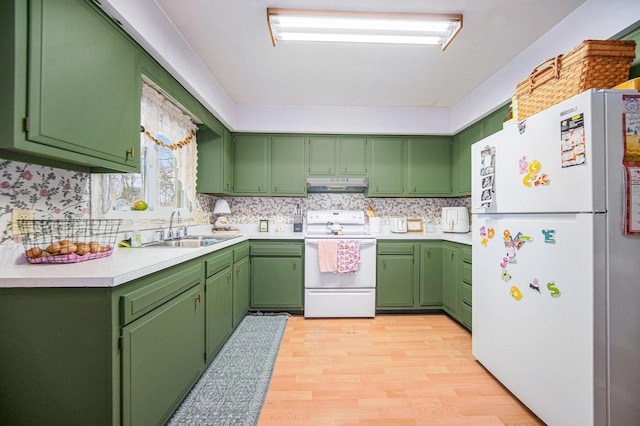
[377,253,415,307]
[442,242,460,317]
[232,252,251,327]
[419,242,443,306]
[377,241,445,311]
[122,284,205,426]
[205,265,233,361]
[250,241,303,310]
[441,242,473,330]
[460,246,473,329]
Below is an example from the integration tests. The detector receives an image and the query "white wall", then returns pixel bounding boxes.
[101,0,639,135]
[451,0,640,133]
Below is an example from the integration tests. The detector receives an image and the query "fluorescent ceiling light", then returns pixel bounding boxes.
[267,9,463,50]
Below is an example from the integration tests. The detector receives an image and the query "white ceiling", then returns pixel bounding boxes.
[100,0,640,133]
[153,0,587,109]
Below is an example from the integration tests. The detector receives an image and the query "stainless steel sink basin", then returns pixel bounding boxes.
[142,234,242,248]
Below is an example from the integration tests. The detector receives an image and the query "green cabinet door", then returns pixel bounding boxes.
[376,254,414,308]
[442,243,460,317]
[419,242,443,306]
[251,257,303,309]
[121,284,204,426]
[369,137,405,196]
[484,105,510,138]
[308,136,336,175]
[205,266,233,360]
[339,137,368,176]
[232,256,250,328]
[271,135,306,195]
[197,125,230,194]
[452,122,483,195]
[27,0,140,171]
[407,136,452,195]
[223,127,233,192]
[233,134,269,194]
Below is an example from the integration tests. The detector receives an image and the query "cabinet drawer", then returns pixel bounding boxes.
[461,245,472,264]
[250,242,302,257]
[461,282,472,306]
[461,301,472,328]
[461,261,472,284]
[205,250,233,278]
[233,242,250,262]
[377,242,415,255]
[121,262,202,325]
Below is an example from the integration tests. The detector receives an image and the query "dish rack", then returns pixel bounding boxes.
[18,219,122,264]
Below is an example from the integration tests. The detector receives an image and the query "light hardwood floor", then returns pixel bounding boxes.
[259,314,543,426]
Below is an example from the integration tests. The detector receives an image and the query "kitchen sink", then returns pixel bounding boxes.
[142,234,242,248]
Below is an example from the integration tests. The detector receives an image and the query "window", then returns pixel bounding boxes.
[91,82,200,227]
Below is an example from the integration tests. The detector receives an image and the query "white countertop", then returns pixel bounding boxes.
[0,225,470,289]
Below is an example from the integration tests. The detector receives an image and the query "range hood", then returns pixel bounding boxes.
[306,177,368,193]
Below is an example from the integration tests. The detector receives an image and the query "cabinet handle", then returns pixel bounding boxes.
[195,294,201,303]
[236,267,241,274]
[376,185,379,192]
[293,261,297,270]
[344,166,348,173]
[258,185,262,191]
[426,248,431,256]
[126,147,135,160]
[413,185,417,192]
[383,259,387,269]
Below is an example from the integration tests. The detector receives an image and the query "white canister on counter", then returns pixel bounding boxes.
[368,217,381,233]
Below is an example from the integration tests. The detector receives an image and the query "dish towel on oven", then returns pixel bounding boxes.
[337,239,360,274]
[318,239,338,272]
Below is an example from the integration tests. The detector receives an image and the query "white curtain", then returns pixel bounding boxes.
[141,82,199,211]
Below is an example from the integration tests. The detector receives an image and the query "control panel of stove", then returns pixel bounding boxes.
[306,210,365,224]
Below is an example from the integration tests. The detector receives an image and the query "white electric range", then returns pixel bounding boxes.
[304,210,376,318]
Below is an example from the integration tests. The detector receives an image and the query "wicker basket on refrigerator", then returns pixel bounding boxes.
[516,39,636,121]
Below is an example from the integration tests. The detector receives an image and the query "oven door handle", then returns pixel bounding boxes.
[305,239,376,246]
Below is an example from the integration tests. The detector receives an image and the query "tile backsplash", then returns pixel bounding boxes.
[212,194,470,226]
[1,158,470,244]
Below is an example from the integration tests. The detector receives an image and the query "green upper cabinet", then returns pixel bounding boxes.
[196,125,233,194]
[452,105,509,196]
[484,106,509,138]
[407,136,452,196]
[0,0,141,172]
[307,136,368,177]
[271,135,306,195]
[338,137,368,176]
[307,136,336,176]
[452,122,483,196]
[233,134,269,194]
[369,136,405,196]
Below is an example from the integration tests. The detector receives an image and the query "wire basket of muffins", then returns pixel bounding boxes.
[18,219,122,264]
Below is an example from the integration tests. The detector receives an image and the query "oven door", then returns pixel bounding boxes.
[304,238,376,318]
[304,238,376,289]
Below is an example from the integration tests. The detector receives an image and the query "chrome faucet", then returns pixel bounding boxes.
[168,209,182,239]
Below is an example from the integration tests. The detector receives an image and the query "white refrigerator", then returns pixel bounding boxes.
[471,89,640,425]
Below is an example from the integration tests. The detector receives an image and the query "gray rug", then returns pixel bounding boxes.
[167,314,288,426]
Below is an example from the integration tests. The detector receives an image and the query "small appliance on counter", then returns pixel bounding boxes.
[389,217,407,233]
[293,204,303,232]
[441,207,469,233]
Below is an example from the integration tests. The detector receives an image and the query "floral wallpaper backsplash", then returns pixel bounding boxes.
[1,158,470,245]
[0,160,90,244]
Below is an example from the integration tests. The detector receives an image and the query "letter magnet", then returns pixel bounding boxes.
[542,229,556,244]
[547,282,561,298]
[510,286,523,301]
[501,269,512,283]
